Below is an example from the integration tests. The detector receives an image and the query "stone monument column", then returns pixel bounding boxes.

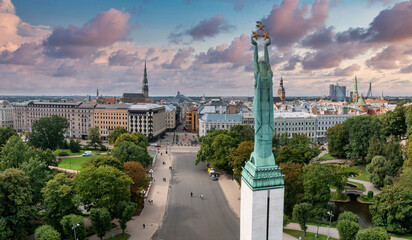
[240,22,284,240]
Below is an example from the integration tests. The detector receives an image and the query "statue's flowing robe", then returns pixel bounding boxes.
[253,69,274,159]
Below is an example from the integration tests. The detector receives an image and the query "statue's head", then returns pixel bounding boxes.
[258,61,269,79]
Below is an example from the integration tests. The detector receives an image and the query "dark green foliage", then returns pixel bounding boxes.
[83,156,123,170]
[114,133,148,149]
[74,166,132,215]
[42,173,80,230]
[100,144,107,151]
[370,185,412,234]
[228,125,254,143]
[292,203,312,236]
[276,145,304,164]
[107,127,128,145]
[326,123,348,158]
[0,126,17,147]
[337,219,360,240]
[88,127,102,149]
[90,208,111,240]
[280,162,304,216]
[366,135,385,163]
[367,190,374,199]
[385,136,403,176]
[406,105,412,136]
[116,201,137,235]
[343,115,385,160]
[0,135,34,170]
[36,148,58,166]
[210,133,237,171]
[367,156,392,188]
[338,211,359,223]
[60,214,85,240]
[383,175,393,186]
[60,139,69,149]
[34,225,61,240]
[19,157,53,204]
[112,141,152,167]
[28,115,68,150]
[276,134,320,164]
[229,141,254,176]
[355,227,387,240]
[283,214,291,227]
[379,106,406,138]
[0,168,37,240]
[303,163,333,207]
[133,132,149,147]
[69,137,81,153]
[196,129,229,165]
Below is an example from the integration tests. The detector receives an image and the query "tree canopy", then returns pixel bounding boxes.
[87,126,102,149]
[0,126,17,147]
[34,225,61,240]
[28,115,68,150]
[0,135,34,170]
[112,141,152,167]
[107,127,128,145]
[229,141,254,176]
[114,133,148,149]
[280,162,304,216]
[83,156,123,171]
[326,123,349,158]
[293,202,312,236]
[367,156,392,188]
[123,161,150,203]
[90,208,111,240]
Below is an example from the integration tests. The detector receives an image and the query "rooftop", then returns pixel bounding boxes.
[129,104,165,111]
[200,113,242,122]
[273,112,316,119]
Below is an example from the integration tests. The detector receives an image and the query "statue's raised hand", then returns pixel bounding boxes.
[251,36,257,46]
[265,38,271,46]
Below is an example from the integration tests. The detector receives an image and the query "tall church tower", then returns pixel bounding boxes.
[352,76,359,102]
[277,77,286,102]
[142,61,149,100]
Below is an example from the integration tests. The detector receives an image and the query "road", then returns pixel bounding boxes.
[155,153,240,240]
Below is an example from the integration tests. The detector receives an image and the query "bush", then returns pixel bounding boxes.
[34,225,61,240]
[283,214,291,227]
[61,140,69,149]
[338,211,359,223]
[100,145,107,151]
[69,138,81,153]
[61,214,86,240]
[337,219,360,240]
[58,151,69,156]
[384,175,393,186]
[90,208,111,240]
[356,227,387,240]
[367,190,374,199]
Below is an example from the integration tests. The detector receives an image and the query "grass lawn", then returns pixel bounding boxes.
[347,181,366,191]
[318,153,335,161]
[351,165,370,181]
[58,156,91,170]
[359,195,375,203]
[391,233,412,240]
[330,191,349,201]
[55,148,99,156]
[284,229,338,240]
[106,234,130,240]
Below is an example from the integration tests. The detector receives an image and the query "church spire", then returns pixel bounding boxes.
[142,61,149,99]
[96,88,99,98]
[354,76,358,94]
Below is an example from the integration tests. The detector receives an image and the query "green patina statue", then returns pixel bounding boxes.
[241,24,284,190]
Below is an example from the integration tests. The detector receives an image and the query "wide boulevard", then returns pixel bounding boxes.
[155,152,240,240]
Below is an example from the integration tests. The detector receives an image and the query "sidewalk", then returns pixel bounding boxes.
[348,178,381,195]
[87,148,174,240]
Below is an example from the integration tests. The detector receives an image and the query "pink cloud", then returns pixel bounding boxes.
[43,9,130,58]
[333,64,360,76]
[162,47,195,69]
[0,42,42,65]
[108,50,141,66]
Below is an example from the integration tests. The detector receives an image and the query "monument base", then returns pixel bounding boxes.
[240,178,284,240]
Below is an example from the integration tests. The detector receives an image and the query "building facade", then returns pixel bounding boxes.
[198,113,242,137]
[185,107,198,133]
[164,104,177,131]
[273,112,317,143]
[277,77,286,102]
[121,61,150,103]
[128,104,166,141]
[315,114,355,143]
[0,100,13,128]
[93,104,129,139]
[330,83,346,102]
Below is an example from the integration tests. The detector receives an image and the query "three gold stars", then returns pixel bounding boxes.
[253,21,270,41]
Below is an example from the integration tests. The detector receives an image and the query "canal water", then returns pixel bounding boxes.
[330,194,373,228]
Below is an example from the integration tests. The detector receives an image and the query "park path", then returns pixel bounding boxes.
[348,178,381,195]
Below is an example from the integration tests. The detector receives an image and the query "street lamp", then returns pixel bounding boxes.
[327,211,334,240]
[72,223,80,240]
[149,169,154,180]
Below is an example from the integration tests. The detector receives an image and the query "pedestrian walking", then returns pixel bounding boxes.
[200,194,204,200]
[143,224,146,229]
[190,192,193,197]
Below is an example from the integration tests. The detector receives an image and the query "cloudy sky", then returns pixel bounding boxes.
[1,0,412,96]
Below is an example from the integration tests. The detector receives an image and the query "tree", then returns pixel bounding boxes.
[83,156,123,170]
[366,135,385,163]
[0,135,34,170]
[36,148,58,166]
[0,169,36,240]
[406,105,412,136]
[276,145,305,164]
[69,137,81,153]
[228,125,254,143]
[338,211,359,223]
[229,141,254,176]
[280,162,304,216]
[20,157,53,204]
[0,126,17,147]
[326,123,349,158]
[326,164,347,193]
[289,134,320,163]
[367,156,392,188]
[337,219,360,240]
[42,173,80,229]
[210,133,237,171]
[343,115,385,160]
[34,225,61,240]
[116,201,137,236]
[380,106,406,138]
[370,185,412,233]
[112,141,152,167]
[196,129,228,165]
[88,126,102,149]
[107,127,127,145]
[114,133,148,149]
[303,163,331,207]
[90,208,111,240]
[123,162,150,203]
[74,165,132,215]
[292,203,312,236]
[385,136,403,176]
[60,214,85,240]
[29,115,68,150]
[356,227,387,240]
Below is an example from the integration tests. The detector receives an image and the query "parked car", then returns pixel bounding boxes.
[156,144,161,147]
[82,151,92,156]
[150,143,157,147]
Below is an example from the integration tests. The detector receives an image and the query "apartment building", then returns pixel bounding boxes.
[93,104,129,139]
[0,100,13,128]
[128,104,166,141]
[198,113,242,137]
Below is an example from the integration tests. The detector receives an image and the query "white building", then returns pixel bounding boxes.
[128,104,166,141]
[0,100,13,128]
[273,112,317,143]
[164,104,177,131]
[315,114,356,143]
[199,113,242,137]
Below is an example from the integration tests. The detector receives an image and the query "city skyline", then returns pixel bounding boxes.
[1,0,412,96]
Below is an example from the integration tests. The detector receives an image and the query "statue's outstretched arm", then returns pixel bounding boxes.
[264,38,272,74]
[251,36,258,80]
